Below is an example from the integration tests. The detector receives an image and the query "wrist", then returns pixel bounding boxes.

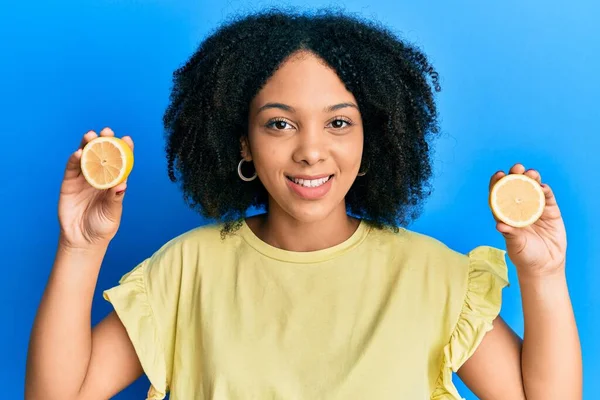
[57,234,110,256]
[516,260,566,283]
[518,267,568,296]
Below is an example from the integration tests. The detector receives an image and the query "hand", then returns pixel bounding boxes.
[58,127,134,250]
[489,163,567,279]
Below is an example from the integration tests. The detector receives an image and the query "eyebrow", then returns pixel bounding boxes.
[256,102,359,115]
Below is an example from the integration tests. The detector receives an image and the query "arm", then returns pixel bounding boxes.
[458,270,581,400]
[25,242,143,400]
[26,128,143,399]
[457,316,525,399]
[459,165,583,399]
[519,270,581,399]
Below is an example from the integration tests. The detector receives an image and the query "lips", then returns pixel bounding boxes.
[285,174,334,200]
[285,174,333,188]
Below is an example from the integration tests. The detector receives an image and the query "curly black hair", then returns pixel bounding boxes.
[163,7,442,234]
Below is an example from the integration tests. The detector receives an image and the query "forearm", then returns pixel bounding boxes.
[25,237,108,400]
[519,268,582,399]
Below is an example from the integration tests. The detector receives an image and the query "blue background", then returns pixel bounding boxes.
[2,0,598,398]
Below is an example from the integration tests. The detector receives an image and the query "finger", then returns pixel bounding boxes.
[110,180,127,192]
[99,127,115,137]
[524,168,541,184]
[489,170,506,192]
[121,135,134,151]
[64,148,83,180]
[109,181,128,200]
[541,183,557,206]
[79,130,98,150]
[509,163,526,174]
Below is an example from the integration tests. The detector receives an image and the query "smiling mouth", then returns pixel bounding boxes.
[285,175,334,188]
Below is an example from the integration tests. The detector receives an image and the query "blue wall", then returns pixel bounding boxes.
[2,0,597,398]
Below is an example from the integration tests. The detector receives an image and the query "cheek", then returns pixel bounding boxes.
[251,138,284,175]
[337,134,364,167]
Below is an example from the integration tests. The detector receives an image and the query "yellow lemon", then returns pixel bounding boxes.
[489,173,545,228]
[80,136,134,190]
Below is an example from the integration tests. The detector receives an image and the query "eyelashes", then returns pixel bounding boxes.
[265,118,292,130]
[265,117,354,131]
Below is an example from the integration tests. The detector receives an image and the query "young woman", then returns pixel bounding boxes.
[25,10,581,400]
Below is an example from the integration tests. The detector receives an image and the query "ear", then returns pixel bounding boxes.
[240,136,252,161]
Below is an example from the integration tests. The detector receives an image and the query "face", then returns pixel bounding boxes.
[245,50,364,223]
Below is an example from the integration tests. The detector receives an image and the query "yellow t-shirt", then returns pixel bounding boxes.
[103,219,508,400]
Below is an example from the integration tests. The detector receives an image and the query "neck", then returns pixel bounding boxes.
[246,204,360,252]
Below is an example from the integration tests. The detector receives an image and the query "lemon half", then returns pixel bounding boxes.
[490,174,545,228]
[80,136,134,190]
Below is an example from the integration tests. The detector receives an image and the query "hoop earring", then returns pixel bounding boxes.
[238,159,257,182]
[357,160,369,177]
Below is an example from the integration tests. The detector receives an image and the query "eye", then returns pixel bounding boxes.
[327,118,353,129]
[265,118,295,130]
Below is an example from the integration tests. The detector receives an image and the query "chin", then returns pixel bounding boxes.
[282,201,341,224]
[266,180,350,223]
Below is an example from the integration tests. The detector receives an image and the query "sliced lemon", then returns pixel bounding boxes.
[80,136,134,190]
[490,173,545,228]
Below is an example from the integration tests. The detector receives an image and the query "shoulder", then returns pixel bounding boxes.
[128,223,236,288]
[146,222,242,263]
[367,225,467,267]
[366,225,508,288]
[155,223,230,254]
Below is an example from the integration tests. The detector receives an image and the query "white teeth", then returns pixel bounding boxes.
[291,176,331,188]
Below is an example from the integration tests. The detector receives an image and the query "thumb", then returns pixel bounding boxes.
[496,221,524,246]
[496,221,517,238]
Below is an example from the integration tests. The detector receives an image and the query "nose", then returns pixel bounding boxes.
[291,125,327,166]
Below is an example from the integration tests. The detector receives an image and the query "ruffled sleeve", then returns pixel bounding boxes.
[431,246,509,400]
[103,260,169,400]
